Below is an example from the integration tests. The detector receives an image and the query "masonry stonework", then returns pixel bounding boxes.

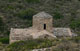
[33,12,53,33]
[10,12,74,44]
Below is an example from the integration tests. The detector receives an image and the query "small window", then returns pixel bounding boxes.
[44,24,46,30]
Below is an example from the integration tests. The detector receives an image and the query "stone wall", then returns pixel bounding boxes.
[53,28,72,37]
[33,14,53,33]
[10,28,33,44]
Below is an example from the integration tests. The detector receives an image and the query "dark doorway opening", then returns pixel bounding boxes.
[44,24,46,30]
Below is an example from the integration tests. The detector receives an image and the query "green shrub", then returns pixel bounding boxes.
[70,20,80,29]
[0,37,9,44]
[71,36,80,43]
[8,0,16,2]
[26,20,32,27]
[76,32,80,36]
[52,40,79,51]
[16,8,37,27]
[6,31,10,36]
[53,12,64,19]
[25,0,40,3]
[0,17,4,31]
[17,8,37,20]
[6,39,55,51]
[64,36,80,43]
[0,42,4,50]
[7,5,14,9]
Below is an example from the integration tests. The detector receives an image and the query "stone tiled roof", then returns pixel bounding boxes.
[10,28,56,39]
[33,12,52,18]
[53,28,72,37]
[10,28,73,37]
[10,28,75,43]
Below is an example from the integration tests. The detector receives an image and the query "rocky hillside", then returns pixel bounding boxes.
[0,0,80,37]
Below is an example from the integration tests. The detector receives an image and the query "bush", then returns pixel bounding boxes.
[17,8,37,20]
[5,30,10,36]
[0,42,4,50]
[71,36,80,43]
[52,41,79,51]
[70,20,80,29]
[25,0,40,3]
[53,12,64,19]
[6,39,55,51]
[0,17,4,31]
[0,37,9,44]
[7,0,16,2]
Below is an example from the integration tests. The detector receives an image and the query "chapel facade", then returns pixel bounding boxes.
[33,12,53,33]
[10,12,74,44]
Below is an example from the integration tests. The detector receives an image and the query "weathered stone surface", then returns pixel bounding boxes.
[10,28,56,44]
[53,28,72,37]
[33,12,52,18]
[10,12,73,44]
[33,12,53,33]
[10,28,33,44]
[10,27,73,43]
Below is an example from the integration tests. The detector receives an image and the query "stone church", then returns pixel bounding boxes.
[10,12,74,44]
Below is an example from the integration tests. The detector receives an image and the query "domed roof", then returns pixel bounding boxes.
[33,12,52,18]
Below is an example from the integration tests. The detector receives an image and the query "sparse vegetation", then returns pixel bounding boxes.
[53,12,64,19]
[16,8,37,20]
[52,41,79,51]
[6,38,58,51]
[71,36,80,43]
[70,20,80,29]
[0,0,80,51]
[0,37,9,44]
[0,0,79,36]
[25,0,40,3]
[0,17,4,32]
[5,37,80,51]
